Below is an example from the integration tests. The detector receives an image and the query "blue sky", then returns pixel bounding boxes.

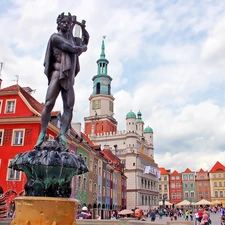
[0,0,225,172]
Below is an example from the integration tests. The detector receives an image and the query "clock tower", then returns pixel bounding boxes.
[84,37,117,135]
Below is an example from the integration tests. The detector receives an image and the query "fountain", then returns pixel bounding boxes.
[8,12,90,225]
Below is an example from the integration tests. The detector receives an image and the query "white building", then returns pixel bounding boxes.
[84,38,159,210]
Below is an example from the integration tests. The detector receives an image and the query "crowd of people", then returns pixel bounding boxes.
[134,206,225,224]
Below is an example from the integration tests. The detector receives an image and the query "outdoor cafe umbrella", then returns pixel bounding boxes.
[194,199,213,205]
[159,200,172,206]
[176,200,191,206]
[213,200,221,204]
[118,209,134,215]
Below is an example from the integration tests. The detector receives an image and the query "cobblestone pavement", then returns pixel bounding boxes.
[146,212,221,224]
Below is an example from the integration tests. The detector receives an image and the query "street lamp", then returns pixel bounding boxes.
[162,194,166,209]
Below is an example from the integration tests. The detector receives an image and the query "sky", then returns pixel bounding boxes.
[0,0,225,173]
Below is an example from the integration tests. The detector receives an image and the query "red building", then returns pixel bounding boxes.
[169,170,182,205]
[0,84,61,206]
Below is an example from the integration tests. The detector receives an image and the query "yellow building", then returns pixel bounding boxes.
[209,161,225,206]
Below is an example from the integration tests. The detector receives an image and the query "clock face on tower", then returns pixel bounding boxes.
[92,100,101,110]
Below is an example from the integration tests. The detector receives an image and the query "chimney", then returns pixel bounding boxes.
[72,122,81,137]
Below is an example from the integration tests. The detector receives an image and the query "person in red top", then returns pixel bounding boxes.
[198,208,203,223]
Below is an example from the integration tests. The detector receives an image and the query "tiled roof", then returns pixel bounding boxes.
[0,84,58,116]
[209,161,225,173]
[158,167,169,175]
[199,168,205,172]
[0,84,44,114]
[171,170,180,174]
[101,149,119,164]
[183,168,192,173]
[81,132,96,148]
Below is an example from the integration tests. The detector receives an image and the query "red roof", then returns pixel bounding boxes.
[183,168,192,173]
[158,167,169,175]
[209,161,225,173]
[81,132,97,148]
[0,84,58,116]
[171,170,180,174]
[199,168,205,172]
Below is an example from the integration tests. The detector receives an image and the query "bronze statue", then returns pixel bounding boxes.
[35,12,89,150]
[9,12,89,199]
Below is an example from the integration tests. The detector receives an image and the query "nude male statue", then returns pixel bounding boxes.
[35,12,89,149]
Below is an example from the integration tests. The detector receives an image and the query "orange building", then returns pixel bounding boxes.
[195,168,211,202]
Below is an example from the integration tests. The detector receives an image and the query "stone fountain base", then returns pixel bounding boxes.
[11,196,79,225]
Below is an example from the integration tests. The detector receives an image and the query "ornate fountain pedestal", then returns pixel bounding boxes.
[11,196,79,225]
[8,141,89,225]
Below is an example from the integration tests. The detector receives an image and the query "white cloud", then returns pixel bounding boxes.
[1,0,225,172]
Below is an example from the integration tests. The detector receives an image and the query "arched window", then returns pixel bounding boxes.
[96,82,100,94]
[108,84,111,95]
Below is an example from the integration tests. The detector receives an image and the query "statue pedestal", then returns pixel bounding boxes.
[11,197,79,225]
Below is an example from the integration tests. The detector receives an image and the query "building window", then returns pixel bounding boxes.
[94,164,97,174]
[214,182,217,187]
[0,129,4,146]
[172,193,176,199]
[89,180,92,191]
[219,182,222,187]
[159,194,162,200]
[184,183,188,188]
[171,176,175,180]
[204,182,208,187]
[5,100,16,113]
[184,192,188,198]
[159,184,161,190]
[215,191,218,198]
[176,183,180,188]
[164,176,167,181]
[183,175,188,180]
[98,167,102,176]
[190,191,194,198]
[90,160,93,171]
[213,174,216,178]
[7,160,21,181]
[220,191,223,197]
[98,185,101,194]
[198,182,202,187]
[164,184,167,191]
[0,100,2,113]
[176,176,180,180]
[103,186,105,197]
[199,192,202,198]
[83,177,86,189]
[205,191,208,198]
[12,129,25,146]
[171,183,175,188]
[190,183,194,188]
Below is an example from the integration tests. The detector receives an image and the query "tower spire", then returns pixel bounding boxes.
[100,36,106,59]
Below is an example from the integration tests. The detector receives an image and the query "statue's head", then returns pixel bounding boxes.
[56,12,72,32]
